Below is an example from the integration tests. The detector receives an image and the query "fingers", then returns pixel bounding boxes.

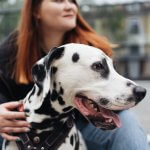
[0,119,30,128]
[0,101,31,141]
[2,111,26,119]
[0,133,20,141]
[0,101,26,119]
[2,101,23,110]
[0,127,30,134]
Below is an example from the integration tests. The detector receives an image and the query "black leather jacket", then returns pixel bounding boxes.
[0,31,33,104]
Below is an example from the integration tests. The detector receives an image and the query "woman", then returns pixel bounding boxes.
[0,0,149,149]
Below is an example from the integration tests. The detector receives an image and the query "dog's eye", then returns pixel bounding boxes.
[91,62,104,71]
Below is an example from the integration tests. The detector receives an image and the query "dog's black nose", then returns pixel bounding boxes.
[133,86,146,103]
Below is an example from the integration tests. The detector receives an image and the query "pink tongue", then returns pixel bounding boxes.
[97,107,122,128]
[75,98,121,128]
[83,99,121,128]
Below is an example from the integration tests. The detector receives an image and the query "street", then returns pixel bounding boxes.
[131,80,150,134]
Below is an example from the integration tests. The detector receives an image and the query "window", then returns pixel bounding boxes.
[129,45,140,55]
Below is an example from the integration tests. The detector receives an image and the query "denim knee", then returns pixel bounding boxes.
[77,110,150,150]
[109,110,150,150]
[0,136,3,150]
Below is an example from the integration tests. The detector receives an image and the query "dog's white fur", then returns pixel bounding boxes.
[3,43,145,150]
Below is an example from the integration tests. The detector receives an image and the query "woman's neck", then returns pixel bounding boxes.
[42,29,65,53]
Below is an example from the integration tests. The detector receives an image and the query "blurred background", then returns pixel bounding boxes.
[0,0,150,140]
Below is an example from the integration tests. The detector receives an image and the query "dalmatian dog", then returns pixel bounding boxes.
[3,43,146,150]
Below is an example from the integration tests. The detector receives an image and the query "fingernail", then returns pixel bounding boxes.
[25,128,30,132]
[26,123,31,127]
[25,113,29,117]
[16,138,21,142]
[18,100,23,104]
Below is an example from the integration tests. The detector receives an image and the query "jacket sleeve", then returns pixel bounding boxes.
[0,31,33,104]
[0,71,17,104]
[0,70,33,104]
[0,31,18,104]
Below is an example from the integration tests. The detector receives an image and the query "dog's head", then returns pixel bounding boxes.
[31,43,146,130]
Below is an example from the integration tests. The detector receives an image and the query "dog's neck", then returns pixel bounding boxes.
[24,85,74,134]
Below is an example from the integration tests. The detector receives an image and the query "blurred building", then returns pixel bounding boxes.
[80,1,150,80]
[0,0,150,79]
[0,0,21,41]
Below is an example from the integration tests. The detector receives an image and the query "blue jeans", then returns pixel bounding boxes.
[0,136,2,150]
[77,110,150,150]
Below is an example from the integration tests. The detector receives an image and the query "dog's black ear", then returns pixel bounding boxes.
[32,62,46,85]
[31,46,64,86]
[46,46,65,70]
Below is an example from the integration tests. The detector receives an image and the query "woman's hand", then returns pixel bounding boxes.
[0,101,30,141]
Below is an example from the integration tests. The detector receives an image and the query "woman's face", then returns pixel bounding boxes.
[37,0,78,33]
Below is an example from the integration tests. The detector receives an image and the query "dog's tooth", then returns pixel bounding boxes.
[89,101,93,105]
[87,100,92,105]
[105,118,113,123]
[92,104,95,108]
[89,103,93,107]
[94,107,97,111]
[108,119,113,122]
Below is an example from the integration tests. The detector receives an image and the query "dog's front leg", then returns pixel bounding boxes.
[2,140,19,150]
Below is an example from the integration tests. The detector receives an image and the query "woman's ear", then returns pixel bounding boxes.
[33,12,41,19]
[33,5,41,19]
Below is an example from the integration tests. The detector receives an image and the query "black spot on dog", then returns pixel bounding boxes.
[50,67,58,79]
[72,53,79,62]
[63,106,73,112]
[49,107,60,117]
[127,82,133,87]
[32,64,46,83]
[58,96,65,105]
[101,58,109,78]
[59,86,64,95]
[70,134,74,146]
[92,58,109,78]
[127,96,134,102]
[100,98,109,105]
[74,133,79,150]
[35,91,59,117]
[24,109,30,117]
[51,66,58,75]
[28,86,36,101]
[53,82,57,89]
[37,84,43,96]
[24,109,30,113]
[51,89,59,101]
[5,141,10,148]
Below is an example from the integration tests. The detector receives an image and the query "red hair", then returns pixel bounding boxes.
[15,0,112,83]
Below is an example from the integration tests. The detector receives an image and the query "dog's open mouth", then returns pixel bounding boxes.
[74,95,121,130]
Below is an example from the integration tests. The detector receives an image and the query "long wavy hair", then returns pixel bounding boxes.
[15,0,112,83]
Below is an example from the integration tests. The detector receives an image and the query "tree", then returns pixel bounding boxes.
[100,7,127,43]
[0,0,22,42]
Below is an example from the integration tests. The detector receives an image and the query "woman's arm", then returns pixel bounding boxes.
[0,72,31,141]
[0,32,31,141]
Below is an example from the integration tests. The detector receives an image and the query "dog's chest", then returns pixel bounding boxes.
[57,125,87,150]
